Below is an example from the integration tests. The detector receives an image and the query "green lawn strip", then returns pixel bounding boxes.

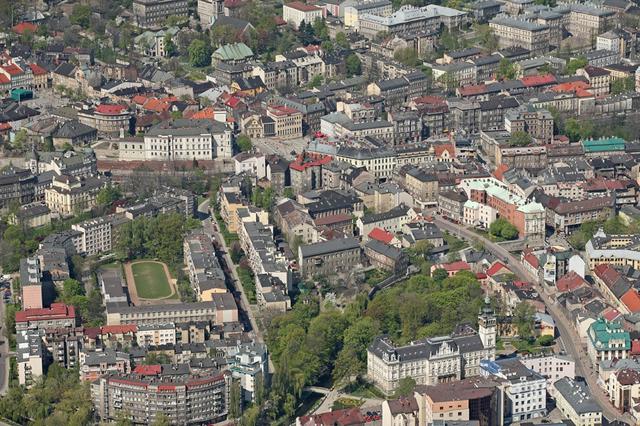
[131,262,173,299]
[236,266,257,304]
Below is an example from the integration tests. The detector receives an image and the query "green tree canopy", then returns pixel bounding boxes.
[497,58,517,80]
[489,218,519,240]
[236,134,252,152]
[508,130,533,147]
[565,56,587,75]
[345,53,362,77]
[188,39,212,67]
[70,4,92,28]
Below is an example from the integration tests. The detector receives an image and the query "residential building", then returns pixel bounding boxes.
[267,105,303,139]
[480,358,547,423]
[17,330,46,388]
[608,368,640,415]
[133,0,188,28]
[98,266,128,304]
[403,168,439,207]
[197,0,224,27]
[363,240,409,273]
[133,28,180,57]
[521,354,575,388]
[298,237,362,278]
[344,0,393,28]
[489,17,550,55]
[357,204,415,237]
[80,349,132,381]
[283,2,324,29]
[553,377,602,426]
[290,152,331,193]
[504,107,554,144]
[439,191,469,223]
[227,341,268,403]
[8,202,51,228]
[184,230,227,301]
[544,197,614,235]
[585,229,640,270]
[77,104,133,136]
[92,368,230,424]
[586,317,630,367]
[44,174,107,216]
[0,166,36,210]
[20,256,49,309]
[136,323,177,347]
[577,66,611,96]
[15,303,77,332]
[367,300,496,394]
[565,4,615,41]
[71,216,113,256]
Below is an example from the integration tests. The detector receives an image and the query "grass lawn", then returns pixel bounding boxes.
[332,397,363,411]
[131,261,173,299]
[343,380,385,399]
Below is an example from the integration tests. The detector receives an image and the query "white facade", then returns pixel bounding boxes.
[282,2,324,29]
[463,200,497,229]
[72,217,113,256]
[521,354,575,390]
[136,323,177,347]
[234,153,267,179]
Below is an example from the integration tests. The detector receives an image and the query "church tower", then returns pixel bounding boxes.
[478,296,497,356]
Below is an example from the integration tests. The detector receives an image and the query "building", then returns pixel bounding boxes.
[133,0,188,28]
[357,204,415,237]
[0,166,36,210]
[98,267,129,304]
[20,256,49,309]
[106,298,237,326]
[504,108,553,144]
[565,4,615,41]
[71,216,114,256]
[439,191,469,223]
[267,105,303,139]
[367,300,496,394]
[16,329,46,388]
[521,354,575,388]
[123,119,232,161]
[298,237,361,278]
[382,397,419,426]
[136,323,177,347]
[80,349,132,382]
[608,368,640,415]
[546,197,614,235]
[227,341,268,403]
[363,239,408,273]
[44,174,107,216]
[290,152,331,193]
[585,229,640,270]
[15,303,77,332]
[77,104,133,136]
[586,317,630,367]
[9,202,51,228]
[553,377,602,426]
[489,17,550,55]
[134,28,180,57]
[184,230,227,301]
[92,367,230,424]
[480,358,547,423]
[197,0,223,27]
[403,168,439,208]
[344,0,393,28]
[358,5,466,39]
[577,66,611,96]
[415,376,501,426]
[283,1,324,29]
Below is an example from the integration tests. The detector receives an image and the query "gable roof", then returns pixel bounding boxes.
[368,227,395,244]
[556,271,588,293]
[621,289,640,313]
[486,261,511,277]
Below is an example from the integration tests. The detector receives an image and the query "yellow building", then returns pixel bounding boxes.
[219,190,244,233]
[44,175,107,216]
[267,105,303,139]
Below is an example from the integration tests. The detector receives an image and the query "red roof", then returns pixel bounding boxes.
[523,253,539,269]
[190,107,216,120]
[493,163,509,181]
[15,303,75,323]
[520,74,557,87]
[225,96,243,108]
[132,95,148,105]
[95,104,127,115]
[0,123,11,131]
[133,365,162,375]
[368,227,395,244]
[0,75,9,84]
[413,95,446,105]
[285,1,322,12]
[298,408,365,426]
[621,289,640,313]
[550,80,590,93]
[289,152,332,172]
[603,308,622,322]
[593,263,620,288]
[314,213,353,226]
[269,104,300,116]
[457,84,487,97]
[12,22,37,34]
[439,260,470,272]
[143,98,171,112]
[101,324,137,334]
[556,271,587,293]
[2,64,24,76]
[274,16,287,26]
[434,144,455,158]
[476,272,487,280]
[486,261,510,277]
[28,63,47,76]
[632,340,640,356]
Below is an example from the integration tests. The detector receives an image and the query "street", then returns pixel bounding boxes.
[0,297,9,395]
[433,216,633,424]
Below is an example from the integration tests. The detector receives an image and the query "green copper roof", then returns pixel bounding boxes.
[581,137,625,153]
[588,317,630,351]
[212,42,254,61]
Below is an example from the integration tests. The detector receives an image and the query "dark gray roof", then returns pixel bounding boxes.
[52,120,97,139]
[364,239,404,261]
[361,204,410,225]
[553,377,602,414]
[299,237,360,258]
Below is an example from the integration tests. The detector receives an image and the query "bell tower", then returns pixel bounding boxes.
[478,295,497,355]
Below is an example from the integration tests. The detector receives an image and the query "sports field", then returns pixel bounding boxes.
[129,261,173,299]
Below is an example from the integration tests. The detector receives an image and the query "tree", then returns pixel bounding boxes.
[237,134,252,152]
[70,4,92,28]
[394,377,416,397]
[152,414,171,426]
[345,53,362,77]
[537,335,554,346]
[255,372,264,406]
[394,47,419,66]
[283,187,295,199]
[97,183,122,206]
[164,34,177,57]
[12,129,27,150]
[513,302,536,339]
[432,268,449,282]
[565,56,587,75]
[489,218,518,240]
[611,76,635,95]
[335,32,349,49]
[476,24,498,51]
[508,130,533,147]
[60,278,85,302]
[564,118,594,142]
[229,379,242,419]
[497,58,517,80]
[188,39,212,67]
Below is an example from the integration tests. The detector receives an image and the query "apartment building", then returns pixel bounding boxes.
[289,152,331,193]
[489,17,551,55]
[92,368,230,424]
[282,1,324,29]
[368,302,496,395]
[238,218,289,286]
[44,328,82,369]
[504,108,554,144]
[77,104,133,136]
[267,105,303,139]
[521,354,575,388]
[438,190,468,223]
[20,256,47,309]
[358,5,440,39]
[566,4,615,41]
[335,146,397,180]
[545,196,614,235]
[106,299,237,326]
[197,0,223,27]
[577,66,611,96]
[133,0,188,28]
[459,177,545,241]
[586,318,630,367]
[0,166,36,210]
[585,229,640,270]
[15,303,78,332]
[227,342,269,403]
[44,174,107,216]
[344,0,392,28]
[17,329,46,388]
[480,358,547,423]
[184,230,227,301]
[357,204,415,237]
[136,323,177,347]
[403,168,439,207]
[80,348,132,382]
[71,216,112,256]
[553,377,602,426]
[298,237,361,278]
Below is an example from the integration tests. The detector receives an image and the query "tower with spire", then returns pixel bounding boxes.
[478,295,497,357]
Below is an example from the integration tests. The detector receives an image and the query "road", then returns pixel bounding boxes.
[0,297,9,395]
[197,199,274,372]
[433,216,633,424]
[308,386,383,415]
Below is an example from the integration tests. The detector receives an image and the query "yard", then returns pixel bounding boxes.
[130,261,174,299]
